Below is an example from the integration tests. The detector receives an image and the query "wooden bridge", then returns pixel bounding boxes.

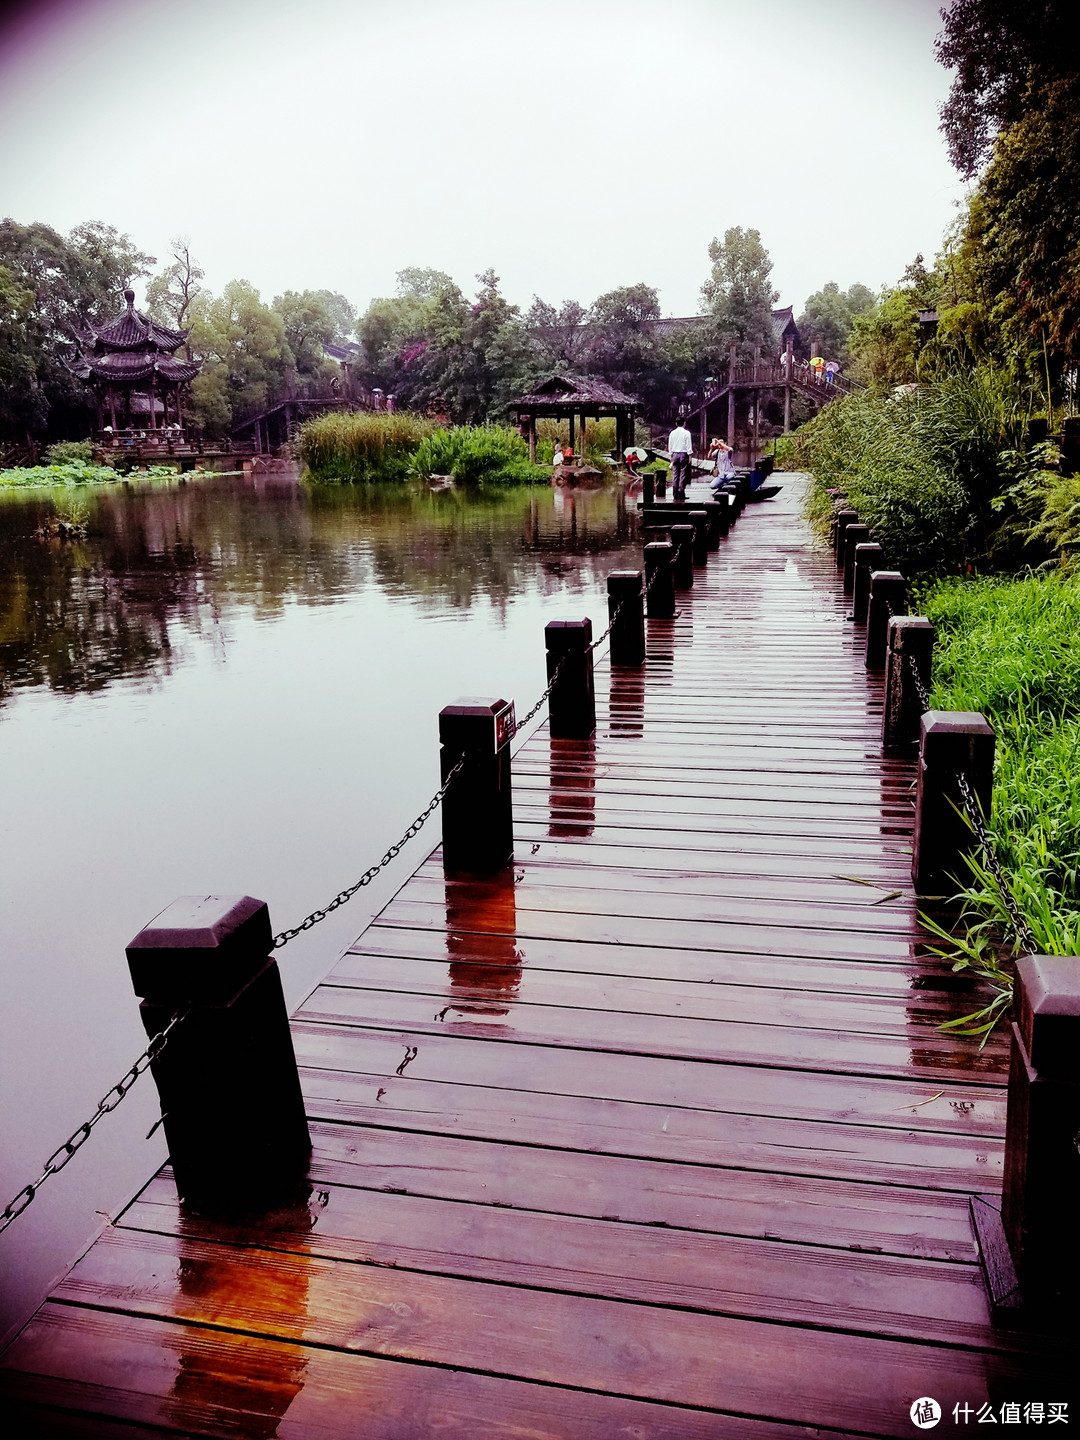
[1,478,1072,1436]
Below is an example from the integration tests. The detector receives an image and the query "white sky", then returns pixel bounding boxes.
[0,0,965,320]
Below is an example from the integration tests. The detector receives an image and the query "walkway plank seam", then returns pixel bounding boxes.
[2,476,1070,1438]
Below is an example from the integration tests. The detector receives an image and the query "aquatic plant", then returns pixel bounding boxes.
[298,410,437,481]
[2,461,123,486]
[412,425,548,485]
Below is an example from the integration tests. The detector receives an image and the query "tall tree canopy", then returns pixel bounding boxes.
[935,0,1075,177]
[700,227,778,357]
[797,282,875,368]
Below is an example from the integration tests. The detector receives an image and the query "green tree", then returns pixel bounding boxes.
[978,72,1080,366]
[525,296,589,369]
[797,281,875,368]
[187,280,287,433]
[701,227,779,358]
[273,288,357,377]
[0,218,155,442]
[935,0,1075,178]
[145,237,204,337]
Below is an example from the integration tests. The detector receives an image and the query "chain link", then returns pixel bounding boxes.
[955,770,1038,955]
[904,650,932,712]
[271,757,466,948]
[0,1005,190,1236]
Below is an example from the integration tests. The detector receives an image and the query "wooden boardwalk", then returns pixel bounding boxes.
[2,478,1072,1437]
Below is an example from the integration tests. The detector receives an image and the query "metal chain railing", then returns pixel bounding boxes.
[1,560,663,1234]
[955,770,1038,956]
[272,756,466,948]
[904,650,932,712]
[0,1004,190,1235]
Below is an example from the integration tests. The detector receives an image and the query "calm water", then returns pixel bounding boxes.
[0,466,642,1344]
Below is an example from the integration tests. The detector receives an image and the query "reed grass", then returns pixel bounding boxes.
[299,411,438,481]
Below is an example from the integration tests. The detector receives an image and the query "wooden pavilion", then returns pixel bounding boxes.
[66,290,202,437]
[508,374,639,463]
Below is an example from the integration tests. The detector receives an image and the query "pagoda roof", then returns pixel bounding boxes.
[510,373,639,408]
[65,349,202,385]
[72,290,190,354]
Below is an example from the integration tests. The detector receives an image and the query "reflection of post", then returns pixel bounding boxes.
[609,666,646,737]
[445,866,521,1013]
[548,735,596,838]
[168,1198,311,1436]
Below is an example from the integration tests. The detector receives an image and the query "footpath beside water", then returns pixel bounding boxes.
[2,476,1072,1436]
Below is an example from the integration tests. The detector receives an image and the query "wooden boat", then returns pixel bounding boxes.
[747,484,782,502]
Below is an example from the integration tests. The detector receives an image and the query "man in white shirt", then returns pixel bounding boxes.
[668,420,693,500]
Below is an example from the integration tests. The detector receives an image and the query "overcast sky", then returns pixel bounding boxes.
[0,0,965,320]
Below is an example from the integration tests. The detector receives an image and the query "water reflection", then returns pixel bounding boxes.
[547,737,597,838]
[0,470,640,708]
[444,869,521,1017]
[609,666,646,737]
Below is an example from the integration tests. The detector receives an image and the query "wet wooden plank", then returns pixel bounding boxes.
[120,1170,996,1347]
[47,1229,1071,1436]
[1,1306,776,1440]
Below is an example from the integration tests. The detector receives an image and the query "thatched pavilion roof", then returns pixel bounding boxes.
[510,374,639,410]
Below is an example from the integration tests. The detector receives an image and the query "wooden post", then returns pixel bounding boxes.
[882,617,934,750]
[655,468,667,498]
[842,524,871,594]
[126,895,311,1207]
[834,508,858,567]
[439,698,515,874]
[988,955,1080,1317]
[642,473,655,506]
[644,541,676,618]
[688,509,709,565]
[865,571,906,669]
[727,345,736,454]
[568,413,575,454]
[545,620,596,739]
[911,711,995,894]
[852,542,885,624]
[528,415,536,464]
[705,501,724,546]
[607,571,645,667]
[670,524,694,589]
[699,405,707,453]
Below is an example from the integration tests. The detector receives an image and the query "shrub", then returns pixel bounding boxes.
[800,367,1042,574]
[412,425,549,485]
[1,461,124,487]
[299,410,437,481]
[44,440,96,464]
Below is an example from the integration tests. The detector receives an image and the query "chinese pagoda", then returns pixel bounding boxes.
[66,289,202,434]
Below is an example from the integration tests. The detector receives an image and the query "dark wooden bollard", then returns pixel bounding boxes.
[833,508,858,567]
[993,955,1080,1316]
[883,616,934,750]
[688,509,709,565]
[865,571,906,669]
[126,895,311,1207]
[644,541,675,618]
[655,471,667,498]
[642,474,655,506]
[670,524,694,589]
[842,523,871,594]
[852,542,885,624]
[712,500,728,542]
[546,619,596,738]
[439,697,515,873]
[607,570,645,666]
[911,711,995,894]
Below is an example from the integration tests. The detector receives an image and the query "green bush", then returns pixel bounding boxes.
[44,440,96,464]
[1,461,123,487]
[299,410,437,481]
[800,367,1043,574]
[412,425,549,485]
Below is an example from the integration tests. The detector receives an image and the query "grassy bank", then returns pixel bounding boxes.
[920,571,1080,1032]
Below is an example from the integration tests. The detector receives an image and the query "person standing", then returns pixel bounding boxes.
[668,418,693,500]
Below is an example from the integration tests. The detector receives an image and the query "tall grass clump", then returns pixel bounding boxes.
[799,367,1041,574]
[919,571,1080,1032]
[300,411,437,481]
[412,425,548,485]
